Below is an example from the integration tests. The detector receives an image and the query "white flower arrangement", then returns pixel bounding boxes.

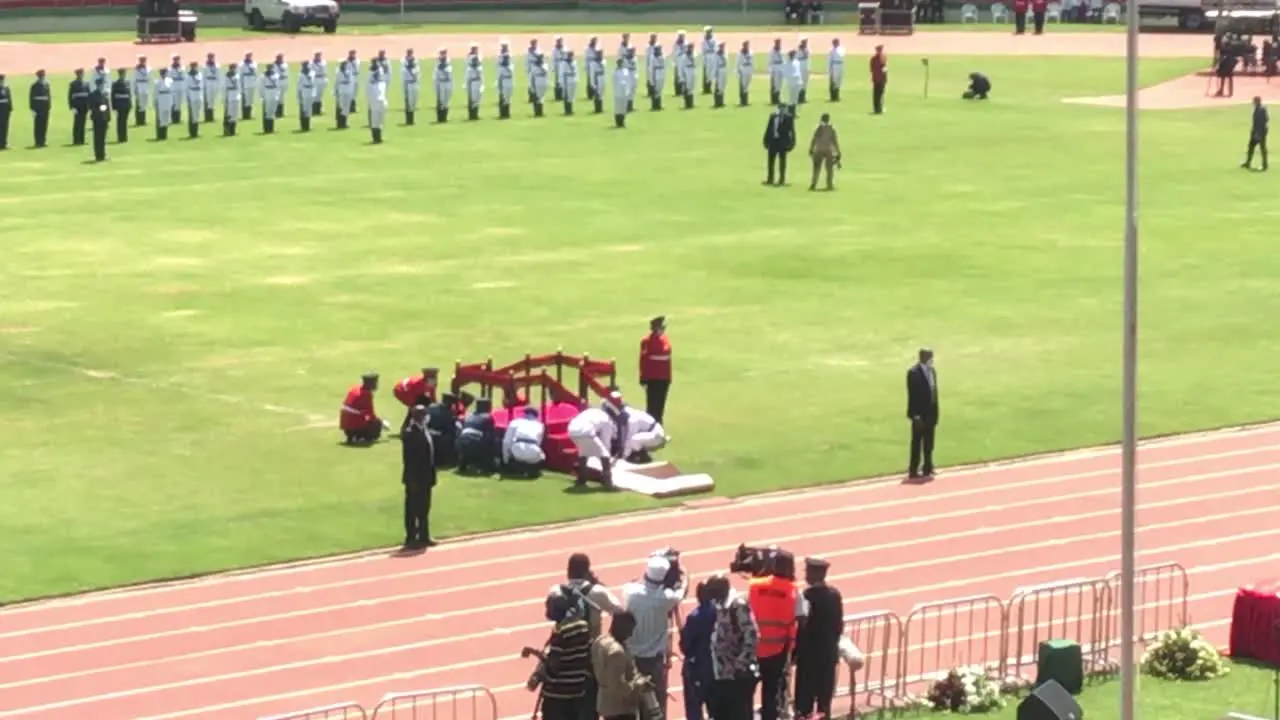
[1140,627,1230,681]
[925,665,1006,713]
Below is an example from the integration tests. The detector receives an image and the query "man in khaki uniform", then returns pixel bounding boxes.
[808,112,842,191]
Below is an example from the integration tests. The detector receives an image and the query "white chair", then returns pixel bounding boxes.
[990,1,1010,22]
[960,2,980,21]
[1087,0,1104,20]
[1046,2,1063,21]
[1102,1,1122,22]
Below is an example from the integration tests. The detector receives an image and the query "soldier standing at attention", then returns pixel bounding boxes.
[808,113,841,191]
[68,68,90,146]
[906,348,940,479]
[222,64,241,137]
[639,316,672,425]
[110,69,132,143]
[1013,0,1029,34]
[368,60,388,144]
[869,45,887,115]
[793,558,845,720]
[1243,95,1269,171]
[88,80,110,162]
[0,75,11,151]
[30,69,52,149]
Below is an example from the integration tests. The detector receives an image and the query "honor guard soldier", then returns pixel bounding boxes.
[558,50,577,115]
[736,41,754,106]
[672,29,687,96]
[261,64,281,133]
[238,52,257,119]
[644,33,660,98]
[335,61,355,128]
[465,52,483,120]
[167,55,184,125]
[88,80,110,162]
[584,36,602,104]
[131,56,150,126]
[222,64,241,136]
[311,51,328,115]
[340,372,387,445]
[202,54,220,123]
[647,45,666,111]
[393,367,439,424]
[870,45,888,115]
[784,50,802,107]
[433,49,453,123]
[496,54,515,119]
[29,70,52,148]
[678,45,697,110]
[456,398,498,475]
[700,26,717,94]
[91,58,110,96]
[530,52,550,117]
[0,75,12,151]
[525,38,540,104]
[796,37,811,104]
[552,36,566,100]
[375,49,391,85]
[624,46,639,111]
[110,69,131,142]
[793,558,845,720]
[711,43,729,108]
[828,38,845,101]
[343,49,360,114]
[767,38,784,106]
[271,53,289,118]
[401,49,421,125]
[152,67,174,141]
[639,316,672,423]
[368,59,389,144]
[297,61,316,132]
[68,68,90,146]
[184,62,204,138]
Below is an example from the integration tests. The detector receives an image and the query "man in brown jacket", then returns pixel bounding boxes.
[808,112,841,191]
[592,611,655,720]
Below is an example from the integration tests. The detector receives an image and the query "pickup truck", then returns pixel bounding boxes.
[244,0,341,33]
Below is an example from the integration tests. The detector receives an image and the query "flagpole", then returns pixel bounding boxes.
[1120,0,1140,718]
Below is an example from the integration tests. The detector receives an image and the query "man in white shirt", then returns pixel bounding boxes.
[621,407,669,464]
[828,38,845,101]
[622,555,688,720]
[502,406,546,478]
[567,401,619,486]
[796,37,812,105]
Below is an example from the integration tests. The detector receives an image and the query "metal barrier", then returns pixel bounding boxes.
[370,685,499,720]
[258,701,369,720]
[843,610,905,716]
[1106,562,1190,647]
[1006,577,1114,681]
[900,594,1008,691]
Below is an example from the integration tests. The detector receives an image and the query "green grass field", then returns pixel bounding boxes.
[2,52,1278,604]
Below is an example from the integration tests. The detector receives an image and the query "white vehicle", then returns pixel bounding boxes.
[245,0,340,34]
[1139,0,1275,30]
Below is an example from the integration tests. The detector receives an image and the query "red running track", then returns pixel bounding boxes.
[2,424,1280,720]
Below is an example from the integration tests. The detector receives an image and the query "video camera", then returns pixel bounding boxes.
[729,543,781,578]
[651,547,684,590]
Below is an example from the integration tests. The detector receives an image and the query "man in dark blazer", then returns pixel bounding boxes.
[906,348,939,478]
[763,104,796,186]
[400,405,438,550]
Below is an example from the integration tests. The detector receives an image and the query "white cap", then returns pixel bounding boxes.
[677,28,686,34]
[645,556,670,583]
[703,25,712,31]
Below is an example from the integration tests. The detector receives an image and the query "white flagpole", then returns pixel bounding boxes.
[1120,0,1140,718]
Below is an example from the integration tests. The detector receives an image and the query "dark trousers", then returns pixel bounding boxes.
[1015,10,1027,33]
[810,153,835,190]
[1247,132,1269,168]
[642,379,670,424]
[403,482,431,543]
[793,655,837,719]
[909,417,937,475]
[115,110,129,142]
[540,695,579,720]
[1033,10,1046,32]
[455,434,495,475]
[0,111,9,149]
[580,676,599,720]
[766,149,789,184]
[91,121,107,161]
[634,654,668,720]
[33,109,50,147]
[757,653,788,720]
[871,80,886,114]
[711,677,756,720]
[72,110,87,145]
[344,420,383,445]
[682,665,714,720]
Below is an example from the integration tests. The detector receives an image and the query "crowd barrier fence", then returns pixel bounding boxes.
[1006,576,1115,681]
[369,685,500,720]
[900,593,1007,692]
[1105,561,1190,649]
[844,610,905,716]
[257,701,369,720]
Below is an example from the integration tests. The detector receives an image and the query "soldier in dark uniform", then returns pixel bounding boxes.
[88,80,110,162]
[400,405,438,550]
[0,74,11,151]
[68,68,90,146]
[794,557,845,720]
[1243,95,1269,171]
[110,69,132,143]
[426,393,460,468]
[29,70,52,149]
[455,398,498,475]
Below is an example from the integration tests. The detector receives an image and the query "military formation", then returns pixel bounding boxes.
[0,27,851,155]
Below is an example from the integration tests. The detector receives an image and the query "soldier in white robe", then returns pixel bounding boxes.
[611,57,630,128]
[784,49,802,107]
[131,55,150,126]
[646,45,666,111]
[335,60,355,128]
[401,50,421,125]
[271,54,289,118]
[201,53,220,122]
[700,26,717,94]
[642,34,659,97]
[261,64,281,134]
[736,40,754,106]
[767,38,785,106]
[153,67,174,140]
[711,43,729,108]
[525,39,540,103]
[558,50,577,115]
[297,61,316,132]
[343,50,360,113]
[672,30,687,96]
[496,53,514,119]
[551,36,566,101]
[311,51,328,116]
[433,49,453,123]
[796,37,811,104]
[828,38,845,101]
[464,54,483,120]
[584,36,603,106]
[184,62,203,138]
[567,404,621,487]
[367,61,388,144]
[678,44,696,110]
[621,407,668,463]
[529,51,550,117]
[375,50,391,90]
[238,52,257,120]
[223,64,241,136]
[167,55,184,125]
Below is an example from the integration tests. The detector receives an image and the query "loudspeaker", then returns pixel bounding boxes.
[1017,680,1083,720]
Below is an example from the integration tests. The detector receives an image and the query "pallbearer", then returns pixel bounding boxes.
[375,49,391,83]
[110,68,131,142]
[202,52,220,122]
[433,48,453,123]
[465,52,483,120]
[238,52,257,119]
[644,33,660,98]
[368,59,388,144]
[271,53,288,118]
[625,46,639,112]
[311,51,328,115]
[586,37,605,112]
[496,54,514,120]
[185,61,203,138]
[297,60,316,132]
[828,38,845,101]
[678,45,696,110]
[558,50,577,115]
[796,37,811,104]
[131,55,150,126]
[335,60,355,129]
[525,38,540,104]
[736,40,753,106]
[530,52,549,117]
[153,66,174,140]
[767,38,784,106]
[222,64,240,136]
[647,45,666,111]
[612,58,630,128]
[401,49,421,125]
[261,64,280,133]
[167,54,184,125]
[711,42,728,108]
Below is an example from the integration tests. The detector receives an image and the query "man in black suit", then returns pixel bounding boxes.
[400,405,438,550]
[906,348,939,478]
[1242,95,1268,171]
[763,105,796,186]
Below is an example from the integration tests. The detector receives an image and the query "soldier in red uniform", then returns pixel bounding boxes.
[393,367,439,425]
[340,372,387,445]
[639,316,673,424]
[869,45,887,115]
[1031,0,1048,33]
[1013,0,1029,34]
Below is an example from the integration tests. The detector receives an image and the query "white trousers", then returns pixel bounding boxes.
[404,83,419,110]
[829,67,844,89]
[435,81,452,109]
[242,82,257,108]
[509,441,546,465]
[570,432,609,459]
[627,430,667,455]
[369,101,387,129]
[225,93,240,120]
[187,96,203,119]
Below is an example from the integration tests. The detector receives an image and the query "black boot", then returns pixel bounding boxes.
[593,96,603,114]
[264,117,274,134]
[188,121,198,138]
[350,101,357,114]
[627,99,634,112]
[406,110,415,125]
[336,113,348,130]
[499,102,510,119]
[136,110,146,126]
[702,79,711,94]
[469,105,479,120]
[770,89,780,105]
[714,91,724,108]
[674,81,683,98]
[372,128,382,144]
[527,89,535,104]
[683,93,694,109]
[646,82,655,98]
[312,101,322,116]
[614,113,625,128]
[650,95,661,111]
[227,121,237,137]
[798,89,807,104]
[242,105,251,121]
[300,115,310,132]
[554,85,563,101]
[740,90,749,106]
[171,109,180,125]
[533,101,544,117]
[157,125,167,141]
[563,101,573,116]
[435,107,446,123]
[275,104,284,119]
[205,108,214,123]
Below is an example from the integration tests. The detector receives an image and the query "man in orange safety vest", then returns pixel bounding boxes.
[747,551,807,720]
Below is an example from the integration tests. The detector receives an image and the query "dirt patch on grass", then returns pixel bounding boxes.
[1064,73,1280,110]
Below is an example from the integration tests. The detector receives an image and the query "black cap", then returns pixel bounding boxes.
[805,557,830,570]
[361,372,379,381]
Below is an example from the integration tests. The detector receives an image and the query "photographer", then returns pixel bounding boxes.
[529,591,593,720]
[747,551,805,720]
[621,553,688,720]
[707,574,758,720]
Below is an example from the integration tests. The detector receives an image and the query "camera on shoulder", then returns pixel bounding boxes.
[652,547,684,589]
[728,543,780,577]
